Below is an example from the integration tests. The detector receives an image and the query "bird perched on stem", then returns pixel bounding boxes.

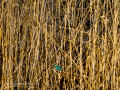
[53,64,62,71]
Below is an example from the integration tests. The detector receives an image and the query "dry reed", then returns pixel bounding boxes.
[0,0,120,90]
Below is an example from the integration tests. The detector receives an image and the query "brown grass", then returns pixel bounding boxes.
[0,0,120,90]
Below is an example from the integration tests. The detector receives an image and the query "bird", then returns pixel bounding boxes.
[53,64,62,71]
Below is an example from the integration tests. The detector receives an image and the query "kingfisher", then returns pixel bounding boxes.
[53,64,62,71]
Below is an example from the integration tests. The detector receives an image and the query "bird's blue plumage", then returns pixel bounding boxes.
[54,64,62,71]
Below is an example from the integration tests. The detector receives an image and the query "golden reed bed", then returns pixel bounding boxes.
[0,0,120,90]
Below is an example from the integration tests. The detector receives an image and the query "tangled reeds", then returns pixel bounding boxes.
[0,0,120,89]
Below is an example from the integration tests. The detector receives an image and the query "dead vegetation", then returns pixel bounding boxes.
[0,0,120,90]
